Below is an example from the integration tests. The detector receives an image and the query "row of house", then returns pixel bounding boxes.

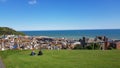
[0,35,120,51]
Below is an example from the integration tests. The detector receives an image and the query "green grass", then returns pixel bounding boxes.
[0,50,120,68]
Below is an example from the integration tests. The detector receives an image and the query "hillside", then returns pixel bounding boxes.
[0,50,120,68]
[0,27,25,36]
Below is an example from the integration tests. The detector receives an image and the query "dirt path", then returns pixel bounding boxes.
[0,58,5,68]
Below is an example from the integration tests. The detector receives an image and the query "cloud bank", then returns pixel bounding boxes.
[28,0,37,5]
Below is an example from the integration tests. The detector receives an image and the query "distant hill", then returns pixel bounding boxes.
[0,27,25,36]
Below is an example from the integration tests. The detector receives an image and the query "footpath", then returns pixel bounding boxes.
[0,58,5,68]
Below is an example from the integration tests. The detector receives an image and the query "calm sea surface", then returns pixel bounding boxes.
[22,29,120,40]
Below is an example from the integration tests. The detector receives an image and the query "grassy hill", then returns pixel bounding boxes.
[0,27,25,36]
[0,50,120,68]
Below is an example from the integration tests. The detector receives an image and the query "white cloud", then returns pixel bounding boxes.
[28,0,37,5]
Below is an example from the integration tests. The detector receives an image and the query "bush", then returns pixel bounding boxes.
[85,43,100,50]
[73,44,83,49]
[86,45,92,50]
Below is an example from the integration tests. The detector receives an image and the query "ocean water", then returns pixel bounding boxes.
[22,29,120,40]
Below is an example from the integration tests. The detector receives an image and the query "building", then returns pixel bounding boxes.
[116,41,120,49]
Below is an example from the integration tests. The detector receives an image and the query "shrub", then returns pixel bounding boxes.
[85,43,100,50]
[73,44,83,49]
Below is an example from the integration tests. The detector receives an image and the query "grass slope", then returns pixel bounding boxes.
[0,50,120,68]
[0,27,25,36]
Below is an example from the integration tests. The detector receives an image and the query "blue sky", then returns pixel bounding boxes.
[0,0,120,30]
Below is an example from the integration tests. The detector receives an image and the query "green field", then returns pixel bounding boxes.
[0,50,120,68]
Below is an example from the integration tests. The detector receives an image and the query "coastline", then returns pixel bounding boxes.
[22,29,120,40]
[0,29,120,51]
[0,34,120,51]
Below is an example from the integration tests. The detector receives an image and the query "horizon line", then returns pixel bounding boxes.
[18,28,120,31]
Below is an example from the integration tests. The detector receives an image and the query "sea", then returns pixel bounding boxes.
[22,29,120,40]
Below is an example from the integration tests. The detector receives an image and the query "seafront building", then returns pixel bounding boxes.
[0,35,120,51]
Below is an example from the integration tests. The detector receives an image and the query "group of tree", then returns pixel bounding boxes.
[0,27,25,36]
[74,43,100,50]
[74,43,115,50]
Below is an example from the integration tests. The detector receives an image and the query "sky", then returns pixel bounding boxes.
[0,0,120,31]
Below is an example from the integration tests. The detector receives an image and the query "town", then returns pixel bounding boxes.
[0,35,120,51]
